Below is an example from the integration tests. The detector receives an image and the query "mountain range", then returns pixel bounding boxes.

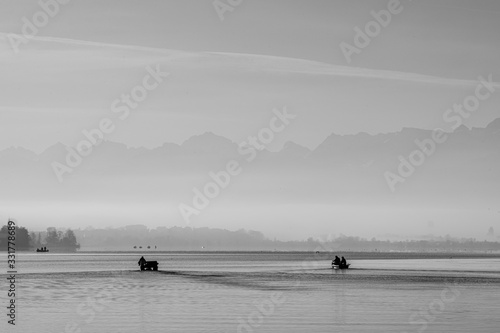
[1,119,499,240]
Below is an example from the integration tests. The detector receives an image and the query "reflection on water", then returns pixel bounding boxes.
[1,253,499,333]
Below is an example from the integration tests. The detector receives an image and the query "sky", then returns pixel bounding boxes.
[1,0,499,153]
[0,0,499,239]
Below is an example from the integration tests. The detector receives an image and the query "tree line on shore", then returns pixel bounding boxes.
[73,225,500,252]
[2,223,498,252]
[0,225,80,252]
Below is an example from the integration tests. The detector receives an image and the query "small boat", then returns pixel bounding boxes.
[138,256,158,271]
[36,247,49,253]
[332,263,350,270]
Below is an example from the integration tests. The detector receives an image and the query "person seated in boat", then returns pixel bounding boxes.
[332,256,341,265]
[340,256,347,266]
[138,256,146,267]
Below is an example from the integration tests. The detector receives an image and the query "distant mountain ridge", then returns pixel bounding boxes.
[2,118,499,159]
[1,118,499,239]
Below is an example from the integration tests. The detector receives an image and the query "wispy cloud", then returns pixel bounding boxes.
[1,33,497,89]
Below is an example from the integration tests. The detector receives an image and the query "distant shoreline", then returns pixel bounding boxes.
[22,250,500,260]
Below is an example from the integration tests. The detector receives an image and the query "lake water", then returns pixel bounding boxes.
[2,252,499,333]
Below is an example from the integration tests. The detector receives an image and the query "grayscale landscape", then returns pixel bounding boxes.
[0,1,499,332]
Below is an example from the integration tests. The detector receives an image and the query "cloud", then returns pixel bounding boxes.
[1,33,497,89]
[205,51,498,87]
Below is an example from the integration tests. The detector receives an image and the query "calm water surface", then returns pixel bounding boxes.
[2,253,499,333]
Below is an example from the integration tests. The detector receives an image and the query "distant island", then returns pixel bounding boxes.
[0,225,80,252]
[2,223,499,253]
[62,224,500,252]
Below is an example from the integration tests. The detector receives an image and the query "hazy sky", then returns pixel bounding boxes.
[0,1,499,239]
[1,0,499,153]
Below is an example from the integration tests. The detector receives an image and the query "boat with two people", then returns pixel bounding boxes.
[331,255,350,269]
